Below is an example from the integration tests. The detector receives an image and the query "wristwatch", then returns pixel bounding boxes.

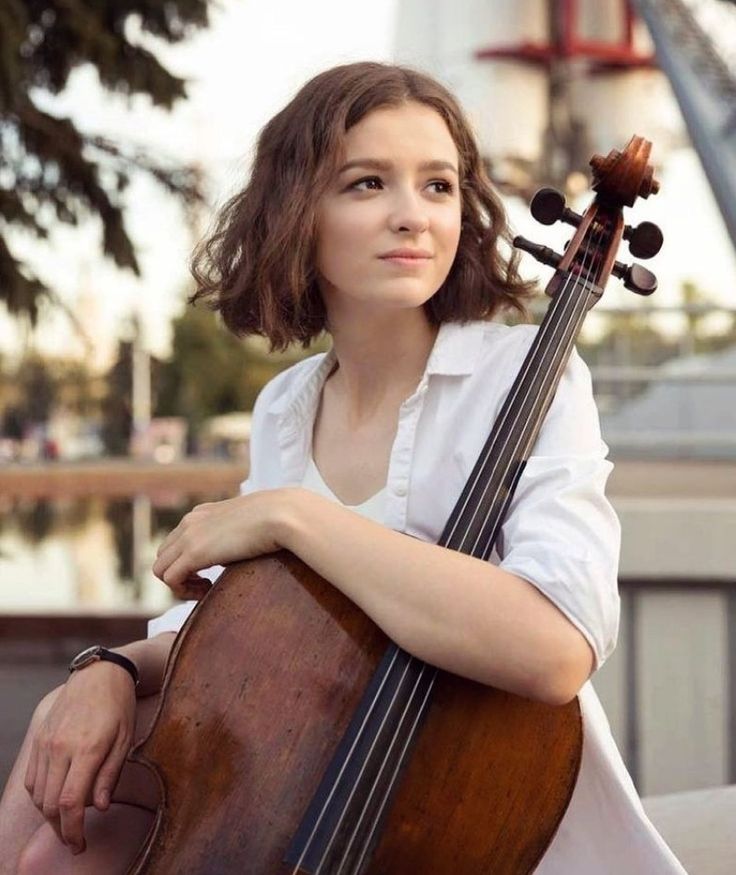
[68,645,139,689]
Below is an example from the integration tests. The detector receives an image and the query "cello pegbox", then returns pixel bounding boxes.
[611,261,658,296]
[512,235,563,269]
[530,188,583,228]
[622,221,663,259]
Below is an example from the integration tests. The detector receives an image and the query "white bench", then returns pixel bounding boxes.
[643,784,736,875]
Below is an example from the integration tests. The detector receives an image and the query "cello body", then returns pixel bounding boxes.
[128,551,581,874]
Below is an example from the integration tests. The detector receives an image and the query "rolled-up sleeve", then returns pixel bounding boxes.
[496,347,621,672]
[146,472,254,638]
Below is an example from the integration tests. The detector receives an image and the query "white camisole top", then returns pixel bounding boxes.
[301,455,387,522]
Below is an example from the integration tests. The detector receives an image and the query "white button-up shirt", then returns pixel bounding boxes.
[148,319,686,874]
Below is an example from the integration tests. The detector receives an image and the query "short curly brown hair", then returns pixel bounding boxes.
[189,61,534,352]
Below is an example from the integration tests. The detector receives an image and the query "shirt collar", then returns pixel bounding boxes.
[426,318,486,376]
[266,319,488,419]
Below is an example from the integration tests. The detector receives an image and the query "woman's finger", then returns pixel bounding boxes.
[31,750,49,810]
[58,746,111,852]
[152,540,181,580]
[162,554,194,591]
[41,750,71,823]
[40,753,71,846]
[154,532,211,597]
[90,730,133,813]
[164,559,211,598]
[180,575,212,600]
[23,737,40,798]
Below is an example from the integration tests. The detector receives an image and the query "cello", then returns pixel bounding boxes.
[126,136,662,874]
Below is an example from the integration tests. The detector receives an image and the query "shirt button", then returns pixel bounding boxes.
[394,483,408,497]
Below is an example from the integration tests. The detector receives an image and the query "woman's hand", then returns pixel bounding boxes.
[24,663,137,855]
[152,488,299,599]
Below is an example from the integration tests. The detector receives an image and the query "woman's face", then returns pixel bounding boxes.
[314,101,463,320]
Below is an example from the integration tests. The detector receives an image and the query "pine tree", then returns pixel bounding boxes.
[0,0,210,321]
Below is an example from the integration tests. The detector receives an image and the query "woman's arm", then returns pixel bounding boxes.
[275,489,595,706]
[110,631,177,698]
[22,632,177,855]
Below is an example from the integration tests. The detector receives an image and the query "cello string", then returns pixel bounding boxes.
[309,655,417,875]
[328,237,600,872]
[298,218,607,873]
[288,647,403,875]
[445,221,605,556]
[349,668,439,875]
[445,222,603,552]
[462,222,605,559]
[470,287,592,559]
[340,222,607,871]
[314,228,602,873]
[330,665,428,875]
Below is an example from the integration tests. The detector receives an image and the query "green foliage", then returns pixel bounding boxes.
[0,351,101,435]
[156,305,303,430]
[100,338,133,455]
[0,0,210,321]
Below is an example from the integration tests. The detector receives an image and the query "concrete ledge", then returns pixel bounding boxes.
[0,459,246,497]
[643,784,736,875]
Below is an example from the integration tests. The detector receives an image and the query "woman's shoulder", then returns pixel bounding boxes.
[465,320,598,451]
[476,320,538,354]
[474,320,590,381]
[252,351,330,419]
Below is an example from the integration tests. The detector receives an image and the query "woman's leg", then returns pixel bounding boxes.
[16,803,155,875]
[0,709,47,873]
[0,684,161,875]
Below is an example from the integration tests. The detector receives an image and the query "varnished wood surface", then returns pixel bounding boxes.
[127,552,581,874]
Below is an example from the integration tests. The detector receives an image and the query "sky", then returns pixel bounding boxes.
[2,0,735,367]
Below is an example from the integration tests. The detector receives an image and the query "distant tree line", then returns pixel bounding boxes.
[1,281,733,456]
[0,304,328,455]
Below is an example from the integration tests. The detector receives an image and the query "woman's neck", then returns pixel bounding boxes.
[325,309,439,427]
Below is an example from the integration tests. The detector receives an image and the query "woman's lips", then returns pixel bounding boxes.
[379,255,431,267]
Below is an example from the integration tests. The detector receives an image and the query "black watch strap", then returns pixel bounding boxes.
[69,645,140,688]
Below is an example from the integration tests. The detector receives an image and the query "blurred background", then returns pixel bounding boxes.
[1,0,735,868]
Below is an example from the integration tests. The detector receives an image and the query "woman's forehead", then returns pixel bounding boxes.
[345,103,453,139]
[339,106,459,166]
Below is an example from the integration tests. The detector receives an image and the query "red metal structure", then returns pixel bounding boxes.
[475,0,655,73]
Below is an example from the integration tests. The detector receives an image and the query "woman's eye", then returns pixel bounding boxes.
[349,177,454,194]
[351,176,383,191]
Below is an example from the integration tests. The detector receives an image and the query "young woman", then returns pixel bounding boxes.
[0,62,686,874]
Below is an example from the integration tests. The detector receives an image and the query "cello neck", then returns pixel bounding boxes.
[439,271,601,560]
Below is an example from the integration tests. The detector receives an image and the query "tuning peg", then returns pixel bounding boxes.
[513,235,563,268]
[612,261,657,295]
[530,188,583,228]
[623,221,663,259]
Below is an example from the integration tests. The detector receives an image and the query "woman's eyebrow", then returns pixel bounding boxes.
[338,158,458,176]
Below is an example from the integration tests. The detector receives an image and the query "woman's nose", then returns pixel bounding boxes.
[389,190,429,233]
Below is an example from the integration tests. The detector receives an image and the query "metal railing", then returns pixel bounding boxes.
[528,302,736,456]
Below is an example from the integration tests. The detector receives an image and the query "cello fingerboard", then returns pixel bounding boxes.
[286,270,599,874]
[284,645,436,874]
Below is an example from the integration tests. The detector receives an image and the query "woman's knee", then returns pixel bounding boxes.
[17,805,155,875]
[16,823,70,875]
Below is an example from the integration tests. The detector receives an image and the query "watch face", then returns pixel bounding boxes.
[70,645,103,671]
